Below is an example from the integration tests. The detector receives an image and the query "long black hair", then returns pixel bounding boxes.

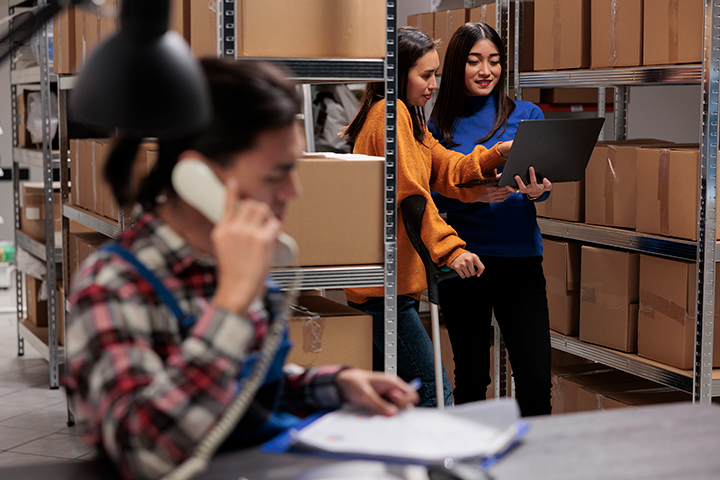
[104,58,302,210]
[345,26,437,145]
[430,22,515,147]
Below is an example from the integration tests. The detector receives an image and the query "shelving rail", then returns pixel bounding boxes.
[510,0,719,402]
[10,0,67,389]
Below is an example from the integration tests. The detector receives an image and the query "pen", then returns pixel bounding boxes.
[408,378,422,392]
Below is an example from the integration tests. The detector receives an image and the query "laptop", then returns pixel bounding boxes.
[496,117,605,187]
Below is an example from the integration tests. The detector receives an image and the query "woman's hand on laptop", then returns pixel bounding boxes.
[514,166,552,200]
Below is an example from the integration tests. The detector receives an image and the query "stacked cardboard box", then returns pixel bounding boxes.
[543,238,582,336]
[70,138,157,222]
[23,274,65,344]
[468,1,535,72]
[68,232,107,283]
[636,146,704,241]
[643,0,703,66]
[579,246,639,353]
[535,180,584,222]
[591,0,643,68]
[585,140,672,230]
[282,153,384,267]
[232,0,385,59]
[434,8,470,74]
[638,255,720,370]
[20,182,62,245]
[407,13,434,38]
[286,295,372,370]
[534,0,591,70]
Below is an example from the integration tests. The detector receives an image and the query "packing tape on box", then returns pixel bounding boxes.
[580,283,626,310]
[479,5,488,24]
[92,140,98,209]
[639,288,691,325]
[609,0,619,67]
[552,0,562,69]
[658,149,670,235]
[291,305,325,353]
[605,146,617,224]
[669,0,679,64]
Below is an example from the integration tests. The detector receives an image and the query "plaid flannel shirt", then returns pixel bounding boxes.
[63,211,345,480]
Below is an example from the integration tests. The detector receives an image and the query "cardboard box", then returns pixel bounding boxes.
[53,6,77,74]
[75,8,99,69]
[234,0,386,59]
[20,182,62,245]
[534,0,591,70]
[286,295,372,370]
[77,139,96,213]
[604,389,691,408]
[407,13,434,38]
[579,246,639,352]
[70,233,107,283]
[540,88,614,104]
[585,140,672,229]
[70,139,80,206]
[469,2,535,72]
[551,364,620,414]
[591,0,643,68]
[435,8,470,73]
[16,90,31,148]
[534,180,584,222]
[554,368,639,414]
[638,255,720,370]
[643,0,703,66]
[543,238,582,335]
[576,379,670,412]
[511,88,541,104]
[282,153,384,266]
[24,274,64,333]
[98,0,118,43]
[25,274,47,327]
[636,147,701,241]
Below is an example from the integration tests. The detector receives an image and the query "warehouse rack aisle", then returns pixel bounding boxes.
[512,0,719,403]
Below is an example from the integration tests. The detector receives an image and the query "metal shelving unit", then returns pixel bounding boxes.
[62,204,121,238]
[11,0,64,388]
[551,331,720,397]
[513,0,719,403]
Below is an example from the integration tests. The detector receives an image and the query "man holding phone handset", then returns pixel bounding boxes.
[63,60,418,480]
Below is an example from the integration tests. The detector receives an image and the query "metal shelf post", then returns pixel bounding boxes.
[694,0,720,404]
[384,0,398,375]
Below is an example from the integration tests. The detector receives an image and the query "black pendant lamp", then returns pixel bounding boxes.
[70,0,211,137]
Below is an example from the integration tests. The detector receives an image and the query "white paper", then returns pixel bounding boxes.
[291,405,519,463]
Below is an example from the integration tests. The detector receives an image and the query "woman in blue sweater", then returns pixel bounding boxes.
[428,23,552,416]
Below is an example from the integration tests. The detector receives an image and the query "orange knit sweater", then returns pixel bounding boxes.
[344,100,505,304]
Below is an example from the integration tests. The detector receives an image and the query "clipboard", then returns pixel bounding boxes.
[261,399,529,470]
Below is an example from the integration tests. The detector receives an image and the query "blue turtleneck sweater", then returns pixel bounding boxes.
[428,94,546,257]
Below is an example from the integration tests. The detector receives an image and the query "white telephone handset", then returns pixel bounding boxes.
[171,159,298,267]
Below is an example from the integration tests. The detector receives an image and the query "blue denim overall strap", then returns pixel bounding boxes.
[99,244,195,335]
[98,243,300,444]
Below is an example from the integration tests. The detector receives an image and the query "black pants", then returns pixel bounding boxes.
[438,255,552,417]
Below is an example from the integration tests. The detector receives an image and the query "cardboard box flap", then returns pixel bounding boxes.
[294,295,363,318]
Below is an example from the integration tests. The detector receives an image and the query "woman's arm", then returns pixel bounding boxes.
[426,131,508,203]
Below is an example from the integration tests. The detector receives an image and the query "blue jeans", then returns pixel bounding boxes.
[348,296,453,407]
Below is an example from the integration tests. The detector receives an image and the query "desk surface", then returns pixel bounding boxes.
[4,403,720,480]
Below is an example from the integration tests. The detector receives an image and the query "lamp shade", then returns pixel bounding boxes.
[70,1,211,137]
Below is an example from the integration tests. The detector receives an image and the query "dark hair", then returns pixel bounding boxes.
[430,23,515,147]
[345,26,437,145]
[105,58,302,210]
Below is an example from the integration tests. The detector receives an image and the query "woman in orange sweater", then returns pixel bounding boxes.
[344,27,512,407]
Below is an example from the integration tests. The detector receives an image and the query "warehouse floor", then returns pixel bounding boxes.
[0,313,93,468]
